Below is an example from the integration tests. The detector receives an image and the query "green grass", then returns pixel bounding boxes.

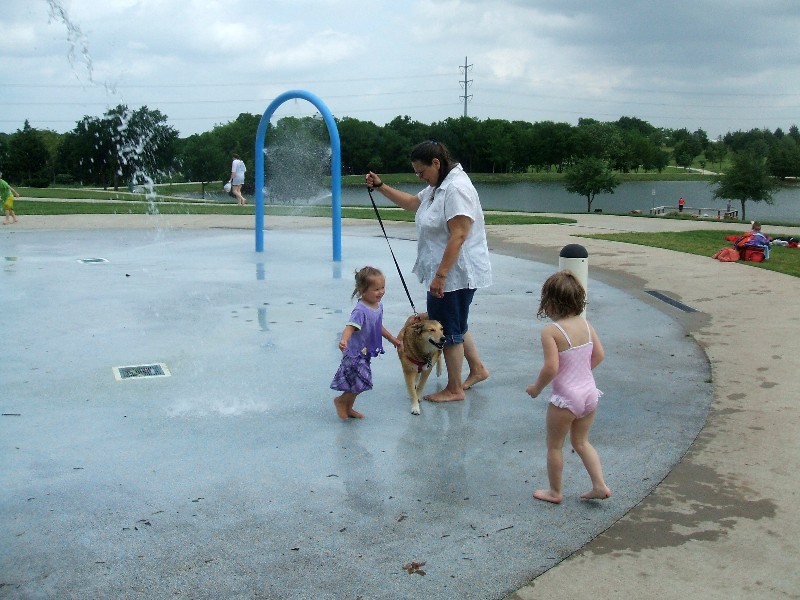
[580,229,800,278]
[13,199,574,226]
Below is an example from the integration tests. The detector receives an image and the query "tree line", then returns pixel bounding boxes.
[1,106,799,204]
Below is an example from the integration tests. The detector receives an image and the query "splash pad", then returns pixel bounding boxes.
[0,218,711,599]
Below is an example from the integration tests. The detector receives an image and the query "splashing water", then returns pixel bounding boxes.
[264,131,333,213]
[45,0,161,215]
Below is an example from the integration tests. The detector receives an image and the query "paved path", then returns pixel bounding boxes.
[3,213,800,599]
[490,215,800,600]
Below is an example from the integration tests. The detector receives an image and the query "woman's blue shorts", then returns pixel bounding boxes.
[426,288,476,346]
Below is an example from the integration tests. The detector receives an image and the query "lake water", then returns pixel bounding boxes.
[197,180,797,223]
[339,180,799,223]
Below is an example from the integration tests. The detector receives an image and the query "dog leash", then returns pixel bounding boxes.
[367,186,418,316]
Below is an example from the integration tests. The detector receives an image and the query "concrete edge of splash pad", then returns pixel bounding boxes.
[2,215,795,599]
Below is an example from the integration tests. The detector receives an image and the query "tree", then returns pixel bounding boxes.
[7,121,51,187]
[704,138,728,173]
[768,135,800,180]
[337,117,381,174]
[563,157,619,213]
[181,132,228,197]
[712,151,777,222]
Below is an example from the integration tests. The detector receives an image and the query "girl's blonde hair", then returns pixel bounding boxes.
[537,270,586,320]
[352,266,384,300]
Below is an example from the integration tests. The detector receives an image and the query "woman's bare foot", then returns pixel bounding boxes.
[347,408,365,419]
[333,396,350,420]
[580,487,612,500]
[463,368,490,390]
[423,388,465,403]
[533,489,563,504]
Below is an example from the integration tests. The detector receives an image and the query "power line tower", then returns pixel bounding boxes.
[459,56,473,117]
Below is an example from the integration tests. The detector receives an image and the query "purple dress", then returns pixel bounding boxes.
[330,301,385,394]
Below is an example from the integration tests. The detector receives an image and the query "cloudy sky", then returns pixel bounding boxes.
[3,0,799,139]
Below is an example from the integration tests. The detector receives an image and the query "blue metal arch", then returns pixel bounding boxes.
[254,90,342,261]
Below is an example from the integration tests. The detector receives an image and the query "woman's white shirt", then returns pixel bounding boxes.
[411,164,492,291]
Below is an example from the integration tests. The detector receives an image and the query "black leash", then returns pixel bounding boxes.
[367,186,418,315]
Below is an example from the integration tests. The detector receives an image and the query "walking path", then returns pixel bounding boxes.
[3,213,800,599]
[491,215,800,599]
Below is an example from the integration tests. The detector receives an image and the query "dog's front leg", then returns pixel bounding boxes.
[403,370,421,415]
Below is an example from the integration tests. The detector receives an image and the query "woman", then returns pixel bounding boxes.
[366,141,491,402]
[229,153,247,206]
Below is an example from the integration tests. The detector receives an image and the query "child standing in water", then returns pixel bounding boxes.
[526,270,611,504]
[331,266,401,420]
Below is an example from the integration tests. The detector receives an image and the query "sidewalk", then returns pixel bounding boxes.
[491,215,800,599]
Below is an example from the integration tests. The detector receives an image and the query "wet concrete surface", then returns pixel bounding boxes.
[1,224,711,599]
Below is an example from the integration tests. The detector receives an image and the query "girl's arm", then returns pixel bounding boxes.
[526,326,560,398]
[338,325,356,352]
[588,322,605,369]
[381,325,401,350]
[365,172,421,212]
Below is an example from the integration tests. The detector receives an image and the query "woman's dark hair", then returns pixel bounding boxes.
[537,270,586,320]
[410,140,455,187]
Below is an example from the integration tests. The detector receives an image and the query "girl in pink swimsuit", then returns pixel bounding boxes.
[526,271,611,504]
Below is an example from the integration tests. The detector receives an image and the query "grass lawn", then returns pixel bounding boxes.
[580,229,800,278]
[13,199,574,226]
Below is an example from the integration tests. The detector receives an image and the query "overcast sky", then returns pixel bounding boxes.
[3,0,799,139]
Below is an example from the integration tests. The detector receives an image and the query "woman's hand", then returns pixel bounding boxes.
[365,171,383,189]
[429,275,445,298]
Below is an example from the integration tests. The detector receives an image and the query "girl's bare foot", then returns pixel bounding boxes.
[463,368,490,390]
[333,396,349,420]
[580,487,612,500]
[533,489,563,504]
[423,388,465,403]
[347,408,365,419]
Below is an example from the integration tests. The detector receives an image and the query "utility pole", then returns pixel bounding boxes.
[459,56,472,117]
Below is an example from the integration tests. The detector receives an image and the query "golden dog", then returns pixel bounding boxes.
[397,316,445,415]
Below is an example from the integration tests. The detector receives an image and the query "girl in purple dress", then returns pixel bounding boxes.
[331,267,400,419]
[526,271,611,504]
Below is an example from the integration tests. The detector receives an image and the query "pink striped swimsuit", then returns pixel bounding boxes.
[548,320,602,418]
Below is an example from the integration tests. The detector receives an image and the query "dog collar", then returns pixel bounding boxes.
[405,353,431,372]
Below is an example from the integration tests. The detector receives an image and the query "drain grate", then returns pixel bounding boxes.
[113,363,171,381]
[78,258,108,264]
[645,290,698,313]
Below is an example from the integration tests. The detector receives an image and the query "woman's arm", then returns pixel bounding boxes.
[429,215,471,298]
[365,172,421,212]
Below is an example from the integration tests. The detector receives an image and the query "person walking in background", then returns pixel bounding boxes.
[365,141,491,403]
[1,172,20,224]
[228,153,247,206]
[526,270,610,504]
[330,266,401,420]
[678,196,685,212]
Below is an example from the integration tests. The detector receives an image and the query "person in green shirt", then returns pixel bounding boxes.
[1,172,20,224]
